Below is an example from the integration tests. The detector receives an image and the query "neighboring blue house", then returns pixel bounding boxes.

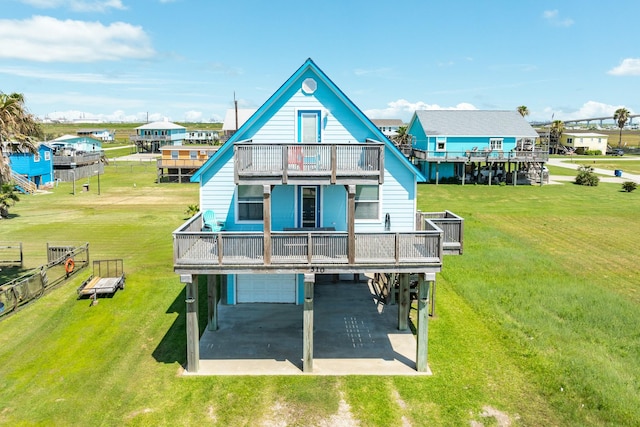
[407,110,547,185]
[9,143,54,190]
[172,59,461,374]
[130,120,186,152]
[50,135,103,153]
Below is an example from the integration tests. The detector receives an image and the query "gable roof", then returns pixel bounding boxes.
[193,58,424,182]
[136,121,185,130]
[413,110,539,138]
[222,109,257,131]
[371,119,404,127]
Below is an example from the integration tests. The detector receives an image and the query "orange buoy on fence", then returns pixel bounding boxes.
[64,258,75,274]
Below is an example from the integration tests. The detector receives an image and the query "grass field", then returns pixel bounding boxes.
[0,164,638,426]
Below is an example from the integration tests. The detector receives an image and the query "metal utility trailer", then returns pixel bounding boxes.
[77,259,125,304]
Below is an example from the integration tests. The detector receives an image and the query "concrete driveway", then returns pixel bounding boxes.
[547,157,640,184]
[191,276,428,376]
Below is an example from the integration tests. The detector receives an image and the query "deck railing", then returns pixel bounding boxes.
[157,158,206,168]
[129,134,173,142]
[416,210,464,254]
[412,149,549,163]
[173,213,443,270]
[234,142,384,185]
[53,152,103,167]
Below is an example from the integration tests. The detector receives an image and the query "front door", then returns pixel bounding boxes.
[300,186,320,228]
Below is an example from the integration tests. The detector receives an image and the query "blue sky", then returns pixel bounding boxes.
[1,0,639,124]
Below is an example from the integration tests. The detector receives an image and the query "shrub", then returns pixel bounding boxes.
[575,165,600,186]
[622,181,637,192]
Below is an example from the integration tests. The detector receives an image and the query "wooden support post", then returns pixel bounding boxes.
[435,162,439,185]
[182,274,199,373]
[263,185,272,265]
[207,274,218,331]
[416,274,430,372]
[514,161,518,186]
[398,273,410,330]
[303,273,315,373]
[347,185,356,264]
[540,162,545,187]
[461,163,466,186]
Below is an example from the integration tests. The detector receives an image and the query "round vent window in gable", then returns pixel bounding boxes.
[302,78,317,94]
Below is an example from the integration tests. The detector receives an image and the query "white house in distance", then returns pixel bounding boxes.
[560,132,608,155]
[76,129,114,142]
[370,119,404,138]
[221,108,256,141]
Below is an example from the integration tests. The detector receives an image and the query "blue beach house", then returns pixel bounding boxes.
[8,143,54,191]
[172,59,459,374]
[407,110,547,185]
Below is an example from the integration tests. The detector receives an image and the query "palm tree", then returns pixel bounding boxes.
[0,92,42,184]
[392,125,410,148]
[517,105,529,118]
[613,107,630,148]
[0,182,20,218]
[550,120,565,153]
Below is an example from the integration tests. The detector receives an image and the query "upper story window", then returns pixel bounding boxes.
[490,138,503,151]
[237,185,263,222]
[298,110,321,143]
[190,151,197,160]
[355,185,379,220]
[34,153,40,162]
[567,138,573,144]
[171,151,179,159]
[435,137,446,152]
[44,151,51,161]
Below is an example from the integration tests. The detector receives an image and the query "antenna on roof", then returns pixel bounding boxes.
[234,92,238,131]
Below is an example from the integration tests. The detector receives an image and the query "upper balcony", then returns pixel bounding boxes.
[129,134,173,142]
[234,142,384,185]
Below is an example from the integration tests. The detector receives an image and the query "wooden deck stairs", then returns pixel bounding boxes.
[10,171,37,194]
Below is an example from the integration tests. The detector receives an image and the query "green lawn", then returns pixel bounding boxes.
[572,159,640,175]
[0,167,638,426]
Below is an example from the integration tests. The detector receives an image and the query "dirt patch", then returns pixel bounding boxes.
[391,388,412,427]
[470,406,514,427]
[262,394,359,427]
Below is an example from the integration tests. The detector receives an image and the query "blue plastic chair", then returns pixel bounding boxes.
[201,210,224,232]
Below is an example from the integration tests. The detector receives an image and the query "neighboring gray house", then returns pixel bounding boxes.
[407,110,548,185]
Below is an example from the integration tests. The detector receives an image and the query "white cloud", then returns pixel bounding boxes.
[19,0,126,12]
[608,58,640,76]
[365,99,477,121]
[184,110,203,122]
[543,9,574,27]
[0,16,154,62]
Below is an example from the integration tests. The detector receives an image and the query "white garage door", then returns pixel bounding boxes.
[236,274,297,303]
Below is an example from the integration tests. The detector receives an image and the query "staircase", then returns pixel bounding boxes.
[10,171,37,194]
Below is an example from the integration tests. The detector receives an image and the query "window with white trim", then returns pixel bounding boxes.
[237,185,263,221]
[171,150,178,159]
[44,151,50,161]
[298,110,321,143]
[34,153,40,162]
[355,185,379,220]
[436,136,447,152]
[490,138,503,151]
[190,151,197,160]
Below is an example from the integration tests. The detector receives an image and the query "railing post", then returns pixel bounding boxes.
[263,185,272,265]
[347,185,356,264]
[331,145,337,184]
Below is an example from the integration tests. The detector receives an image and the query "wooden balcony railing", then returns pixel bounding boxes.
[412,149,549,163]
[234,142,384,185]
[53,152,103,167]
[416,210,464,254]
[157,159,206,168]
[173,212,443,273]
